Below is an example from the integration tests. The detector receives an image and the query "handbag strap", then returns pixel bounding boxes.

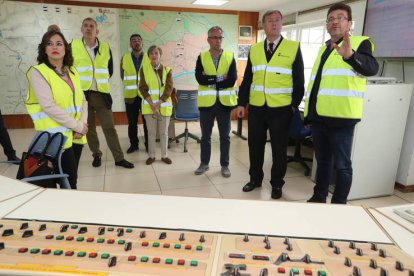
[27,131,51,157]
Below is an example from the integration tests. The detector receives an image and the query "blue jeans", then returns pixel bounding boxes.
[312,122,355,204]
[199,102,232,167]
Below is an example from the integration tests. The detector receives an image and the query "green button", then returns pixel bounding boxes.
[108,227,114,231]
[118,240,125,245]
[165,258,173,264]
[191,260,198,267]
[318,271,327,276]
[196,245,203,251]
[174,244,181,249]
[153,242,160,247]
[141,256,148,262]
[101,253,110,259]
[56,235,64,240]
[71,225,78,229]
[54,250,63,255]
[30,248,40,254]
[291,268,299,274]
[97,238,105,243]
[126,228,132,233]
[77,237,84,242]
[77,251,86,257]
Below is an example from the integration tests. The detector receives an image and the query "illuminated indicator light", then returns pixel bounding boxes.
[304,269,313,275]
[153,242,160,247]
[153,257,161,263]
[42,249,51,255]
[141,256,149,262]
[66,236,74,241]
[45,235,54,239]
[77,251,86,257]
[191,260,198,266]
[177,259,185,265]
[128,255,136,261]
[163,243,170,248]
[118,239,125,245]
[89,252,98,258]
[101,253,110,259]
[77,237,84,242]
[18,248,28,253]
[108,227,114,231]
[165,258,173,264]
[65,251,74,256]
[278,267,286,273]
[196,245,203,251]
[54,250,63,255]
[86,237,94,242]
[185,245,192,250]
[97,238,105,243]
[142,241,149,247]
[291,268,299,275]
[107,239,115,244]
[175,244,182,249]
[71,225,78,229]
[30,248,40,254]
[56,235,64,240]
[126,228,132,233]
[318,271,327,276]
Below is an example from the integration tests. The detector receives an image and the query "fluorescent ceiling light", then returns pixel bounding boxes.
[192,0,229,6]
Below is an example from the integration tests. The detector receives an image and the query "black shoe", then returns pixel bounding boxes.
[307,196,327,203]
[242,182,262,192]
[92,156,101,167]
[7,155,21,164]
[126,145,138,154]
[271,187,282,199]
[115,159,134,169]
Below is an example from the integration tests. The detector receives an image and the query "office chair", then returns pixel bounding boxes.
[17,131,70,189]
[287,109,313,176]
[173,90,201,152]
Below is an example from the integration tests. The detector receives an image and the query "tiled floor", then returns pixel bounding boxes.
[1,121,413,208]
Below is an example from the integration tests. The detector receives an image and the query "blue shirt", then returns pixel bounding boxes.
[131,52,144,72]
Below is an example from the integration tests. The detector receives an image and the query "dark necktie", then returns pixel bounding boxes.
[267,42,274,55]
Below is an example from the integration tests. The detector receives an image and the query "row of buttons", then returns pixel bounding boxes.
[18,247,111,259]
[127,256,198,266]
[277,267,326,275]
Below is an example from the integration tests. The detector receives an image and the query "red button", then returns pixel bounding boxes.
[185,245,192,250]
[177,259,185,265]
[107,239,115,244]
[65,251,74,256]
[45,235,54,239]
[163,243,170,248]
[142,241,149,247]
[86,237,94,242]
[153,257,160,263]
[128,255,136,261]
[304,269,313,275]
[89,252,97,258]
[18,248,28,253]
[42,249,51,255]
[278,267,286,273]
[66,236,74,241]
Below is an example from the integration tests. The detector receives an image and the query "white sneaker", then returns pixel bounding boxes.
[194,164,209,175]
[221,166,231,178]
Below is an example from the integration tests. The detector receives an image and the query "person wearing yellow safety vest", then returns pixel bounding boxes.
[26,30,88,189]
[71,17,134,169]
[237,10,305,200]
[305,3,379,204]
[194,26,237,178]
[139,45,174,166]
[120,34,150,154]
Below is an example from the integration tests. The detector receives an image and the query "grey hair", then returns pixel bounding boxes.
[262,10,283,24]
[207,26,223,37]
[147,45,162,56]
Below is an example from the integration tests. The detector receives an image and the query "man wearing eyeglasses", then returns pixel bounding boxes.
[194,26,237,177]
[305,3,379,204]
[237,10,304,199]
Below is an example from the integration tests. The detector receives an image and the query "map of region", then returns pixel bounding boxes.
[118,9,238,90]
[0,1,121,114]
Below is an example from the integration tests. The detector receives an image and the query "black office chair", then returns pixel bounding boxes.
[173,90,201,152]
[287,110,313,176]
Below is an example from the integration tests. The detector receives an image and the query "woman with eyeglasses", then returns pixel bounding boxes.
[139,45,174,165]
[26,30,88,189]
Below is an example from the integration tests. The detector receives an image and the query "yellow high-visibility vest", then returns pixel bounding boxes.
[122,53,150,99]
[304,36,374,119]
[141,64,173,116]
[249,39,299,107]
[197,50,237,107]
[71,38,110,93]
[26,64,85,148]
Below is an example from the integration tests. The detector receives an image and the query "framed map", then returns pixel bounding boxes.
[237,44,251,60]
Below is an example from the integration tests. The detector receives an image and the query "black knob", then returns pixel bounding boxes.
[356,248,363,256]
[369,259,377,269]
[38,224,46,231]
[20,222,29,230]
[124,242,132,251]
[284,237,289,245]
[98,227,105,235]
[117,228,124,237]
[349,241,355,249]
[380,267,389,276]
[395,260,404,271]
[199,234,205,243]
[179,233,185,241]
[108,256,117,267]
[243,234,249,242]
[159,232,167,239]
[2,229,13,237]
[265,240,271,250]
[22,230,33,238]
[140,230,146,238]
[60,224,69,233]
[370,243,378,251]
[328,240,334,248]
[286,242,293,251]
[353,266,361,276]
[78,227,88,234]
[344,257,352,267]
[334,245,341,255]
[379,249,387,258]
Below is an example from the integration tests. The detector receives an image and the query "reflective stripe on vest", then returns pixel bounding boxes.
[197,50,237,107]
[141,64,173,116]
[26,64,86,148]
[249,39,299,107]
[304,36,374,119]
[122,53,149,99]
[71,38,111,93]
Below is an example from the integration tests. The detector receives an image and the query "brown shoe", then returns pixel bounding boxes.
[146,157,155,165]
[161,157,172,164]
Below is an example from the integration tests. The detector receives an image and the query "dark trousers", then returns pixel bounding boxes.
[248,107,292,188]
[61,147,78,189]
[125,96,148,148]
[199,102,232,167]
[312,122,355,204]
[0,110,16,158]
[73,143,84,171]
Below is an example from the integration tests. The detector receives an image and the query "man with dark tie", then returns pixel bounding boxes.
[237,10,304,199]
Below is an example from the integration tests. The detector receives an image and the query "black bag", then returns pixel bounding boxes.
[16,132,64,188]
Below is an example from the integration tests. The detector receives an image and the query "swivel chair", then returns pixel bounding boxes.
[173,90,201,152]
[287,109,313,176]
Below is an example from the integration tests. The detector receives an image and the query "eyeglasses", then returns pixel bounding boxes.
[326,15,349,24]
[208,36,224,40]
